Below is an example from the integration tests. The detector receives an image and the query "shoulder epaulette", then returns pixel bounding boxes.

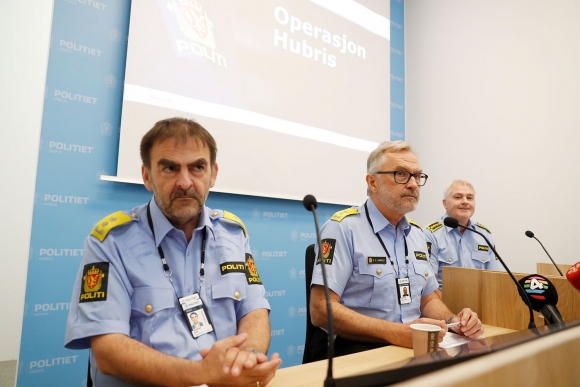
[221,211,247,237]
[91,211,135,242]
[426,221,443,233]
[476,222,492,234]
[407,218,422,232]
[331,208,359,222]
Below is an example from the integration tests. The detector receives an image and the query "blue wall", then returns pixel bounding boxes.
[17,1,404,385]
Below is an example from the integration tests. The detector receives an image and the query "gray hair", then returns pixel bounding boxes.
[444,179,476,199]
[366,141,414,196]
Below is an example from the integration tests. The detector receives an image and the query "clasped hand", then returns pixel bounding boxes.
[200,333,282,386]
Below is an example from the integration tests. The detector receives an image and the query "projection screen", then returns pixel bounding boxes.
[111,0,390,205]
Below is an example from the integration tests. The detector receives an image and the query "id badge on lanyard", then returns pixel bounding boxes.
[396,277,412,305]
[179,293,214,338]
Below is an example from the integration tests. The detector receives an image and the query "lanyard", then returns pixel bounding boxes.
[364,201,409,278]
[146,202,207,295]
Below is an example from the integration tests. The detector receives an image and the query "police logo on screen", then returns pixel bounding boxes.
[245,254,262,285]
[79,263,109,303]
[316,239,335,265]
[167,0,227,68]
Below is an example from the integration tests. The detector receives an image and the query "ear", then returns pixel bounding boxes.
[142,165,153,192]
[209,163,219,189]
[442,198,447,209]
[366,174,378,194]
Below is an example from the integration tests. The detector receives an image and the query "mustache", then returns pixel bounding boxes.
[401,189,418,199]
[170,188,203,201]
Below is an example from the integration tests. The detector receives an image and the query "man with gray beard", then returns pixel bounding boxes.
[308,141,483,361]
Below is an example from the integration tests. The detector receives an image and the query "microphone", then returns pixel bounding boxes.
[565,262,580,291]
[518,274,563,324]
[303,194,335,387]
[525,231,563,276]
[443,217,536,329]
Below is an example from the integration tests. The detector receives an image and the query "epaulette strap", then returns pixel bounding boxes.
[476,223,492,234]
[407,218,422,232]
[223,211,247,237]
[91,211,134,242]
[331,208,359,222]
[426,221,443,233]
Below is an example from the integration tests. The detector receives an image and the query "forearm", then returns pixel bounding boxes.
[420,292,454,321]
[310,286,403,344]
[237,308,271,354]
[91,334,203,387]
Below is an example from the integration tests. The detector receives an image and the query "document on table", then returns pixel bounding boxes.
[439,332,476,348]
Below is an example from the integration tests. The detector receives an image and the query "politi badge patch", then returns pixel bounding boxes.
[317,239,336,265]
[220,261,245,275]
[80,262,109,303]
[245,254,262,285]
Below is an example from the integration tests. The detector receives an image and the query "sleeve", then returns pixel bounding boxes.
[310,219,354,297]
[487,234,505,271]
[64,235,134,349]
[425,231,440,276]
[236,233,270,321]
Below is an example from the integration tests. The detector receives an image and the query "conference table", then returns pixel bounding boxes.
[268,325,514,387]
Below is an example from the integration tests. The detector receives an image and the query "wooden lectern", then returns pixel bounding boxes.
[441,267,580,330]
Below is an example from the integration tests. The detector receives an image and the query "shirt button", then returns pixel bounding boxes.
[448,258,452,263]
[187,287,192,293]
[481,258,485,262]
[211,211,217,217]
[145,304,152,313]
[234,291,240,299]
[131,213,138,218]
[376,269,382,275]
[425,271,429,277]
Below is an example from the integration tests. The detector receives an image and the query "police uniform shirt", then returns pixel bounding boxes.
[425,214,504,290]
[311,199,438,323]
[65,199,269,386]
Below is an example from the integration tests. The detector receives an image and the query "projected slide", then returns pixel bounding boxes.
[116,0,390,205]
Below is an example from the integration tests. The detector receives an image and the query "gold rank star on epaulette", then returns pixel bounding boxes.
[476,223,492,234]
[426,221,443,233]
[331,207,359,222]
[90,211,135,242]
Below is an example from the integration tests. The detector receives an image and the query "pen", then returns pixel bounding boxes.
[447,322,461,328]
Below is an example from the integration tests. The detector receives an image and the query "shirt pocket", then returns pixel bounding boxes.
[438,251,459,266]
[471,248,492,267]
[356,257,395,310]
[410,260,430,308]
[210,276,247,339]
[130,287,175,347]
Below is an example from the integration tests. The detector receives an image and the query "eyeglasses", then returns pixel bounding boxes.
[375,171,429,186]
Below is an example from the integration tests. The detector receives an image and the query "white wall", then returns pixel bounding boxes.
[406,0,580,273]
[0,1,54,361]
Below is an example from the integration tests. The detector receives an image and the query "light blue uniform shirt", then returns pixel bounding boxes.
[425,214,504,290]
[65,198,269,386]
[311,199,438,324]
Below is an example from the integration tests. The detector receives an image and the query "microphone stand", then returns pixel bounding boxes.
[454,221,536,329]
[304,195,335,387]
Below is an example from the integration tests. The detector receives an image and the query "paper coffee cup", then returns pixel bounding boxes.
[410,323,441,356]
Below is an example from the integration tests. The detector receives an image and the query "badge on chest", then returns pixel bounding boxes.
[396,277,412,305]
[179,293,214,338]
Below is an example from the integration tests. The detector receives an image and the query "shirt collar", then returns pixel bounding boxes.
[148,198,214,246]
[366,199,412,237]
